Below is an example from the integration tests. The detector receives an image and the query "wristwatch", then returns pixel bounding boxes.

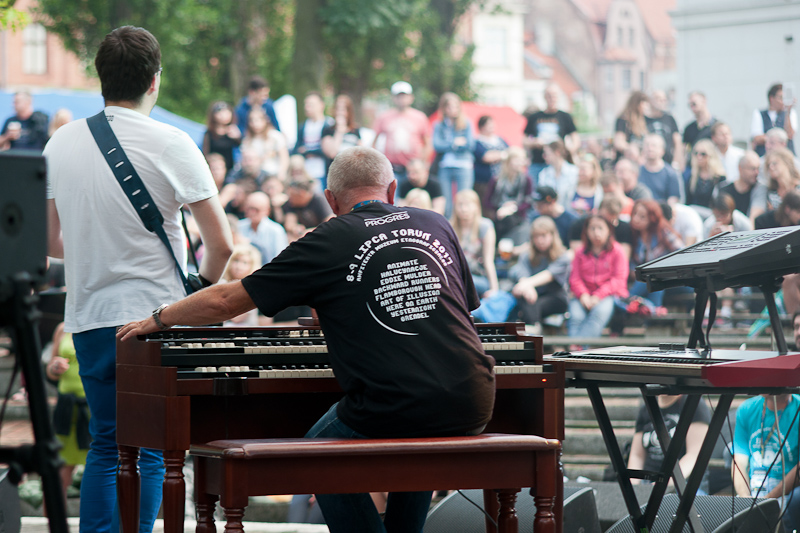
[152,303,170,330]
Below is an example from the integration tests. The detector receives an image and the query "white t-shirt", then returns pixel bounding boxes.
[45,106,218,333]
[750,108,797,139]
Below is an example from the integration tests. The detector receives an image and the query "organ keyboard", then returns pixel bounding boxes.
[116,322,564,533]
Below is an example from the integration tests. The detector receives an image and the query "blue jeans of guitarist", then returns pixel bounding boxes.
[73,327,164,533]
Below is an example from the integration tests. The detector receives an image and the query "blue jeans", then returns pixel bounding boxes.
[73,328,165,533]
[568,296,615,339]
[305,403,433,533]
[630,280,664,307]
[438,166,474,219]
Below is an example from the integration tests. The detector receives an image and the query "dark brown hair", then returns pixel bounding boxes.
[95,26,161,104]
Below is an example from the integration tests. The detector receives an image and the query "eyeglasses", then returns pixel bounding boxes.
[694,152,708,157]
[157,67,163,76]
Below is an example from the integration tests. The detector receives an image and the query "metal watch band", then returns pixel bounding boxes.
[152,303,170,330]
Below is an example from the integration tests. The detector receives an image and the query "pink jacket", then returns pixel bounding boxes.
[569,241,629,300]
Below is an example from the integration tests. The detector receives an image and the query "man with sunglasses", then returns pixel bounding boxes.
[118,146,496,533]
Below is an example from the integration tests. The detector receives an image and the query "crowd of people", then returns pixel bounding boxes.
[5,76,800,337]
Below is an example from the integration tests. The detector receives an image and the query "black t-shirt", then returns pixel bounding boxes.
[615,117,645,146]
[398,178,444,200]
[568,217,632,246]
[282,194,332,229]
[635,396,711,484]
[524,110,576,164]
[204,130,241,172]
[682,118,717,149]
[720,182,752,217]
[2,111,49,151]
[241,203,496,438]
[321,124,361,170]
[646,114,679,164]
[686,175,725,208]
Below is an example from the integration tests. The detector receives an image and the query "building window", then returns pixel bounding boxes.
[476,26,507,67]
[622,68,631,90]
[605,68,614,93]
[640,71,646,90]
[618,27,623,47]
[629,28,635,47]
[23,23,47,75]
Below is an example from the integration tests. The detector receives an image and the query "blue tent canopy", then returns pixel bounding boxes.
[0,89,206,146]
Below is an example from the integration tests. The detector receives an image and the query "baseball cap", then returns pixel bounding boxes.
[533,186,558,202]
[391,81,413,96]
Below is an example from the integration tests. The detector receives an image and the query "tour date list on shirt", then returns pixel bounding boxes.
[346,211,456,334]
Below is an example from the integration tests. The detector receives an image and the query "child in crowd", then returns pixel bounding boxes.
[568,215,629,348]
[450,189,499,298]
[509,216,572,333]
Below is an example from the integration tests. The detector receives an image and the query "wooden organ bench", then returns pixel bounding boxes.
[190,433,562,533]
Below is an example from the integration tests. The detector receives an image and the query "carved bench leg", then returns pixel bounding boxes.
[483,489,499,533]
[533,495,555,533]
[194,456,217,533]
[222,506,245,533]
[496,489,520,533]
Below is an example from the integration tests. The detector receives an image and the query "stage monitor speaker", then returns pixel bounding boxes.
[605,493,783,533]
[0,152,47,285]
[0,470,21,533]
[424,485,601,533]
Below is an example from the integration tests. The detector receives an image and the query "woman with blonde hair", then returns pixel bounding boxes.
[242,107,289,181]
[450,189,498,297]
[614,91,649,157]
[685,139,726,208]
[765,147,800,210]
[486,146,534,239]
[509,216,572,330]
[220,244,262,326]
[404,188,434,211]
[434,92,475,217]
[561,153,604,216]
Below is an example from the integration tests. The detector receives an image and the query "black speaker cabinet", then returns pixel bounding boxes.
[0,152,47,285]
[0,470,21,533]
[424,485,601,533]
[605,494,783,533]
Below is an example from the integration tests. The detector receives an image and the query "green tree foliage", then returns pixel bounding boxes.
[35,0,293,122]
[0,0,28,31]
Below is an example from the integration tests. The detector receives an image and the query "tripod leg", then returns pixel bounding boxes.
[6,275,68,533]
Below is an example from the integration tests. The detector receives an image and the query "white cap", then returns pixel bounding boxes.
[391,81,413,96]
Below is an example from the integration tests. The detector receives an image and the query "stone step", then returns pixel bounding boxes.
[563,427,633,456]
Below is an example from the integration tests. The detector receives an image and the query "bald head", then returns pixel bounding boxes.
[327,146,394,207]
[244,191,270,227]
[738,150,761,186]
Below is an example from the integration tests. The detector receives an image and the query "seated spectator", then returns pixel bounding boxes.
[220,244,262,327]
[639,134,682,204]
[398,159,446,215]
[404,188,434,211]
[702,194,753,240]
[711,122,743,183]
[757,127,800,184]
[718,151,767,222]
[537,139,578,198]
[451,189,499,297]
[755,191,800,316]
[765,147,800,210]
[242,107,288,181]
[562,154,604,216]
[238,191,289,265]
[627,395,711,492]
[600,170,634,221]
[321,94,362,173]
[202,101,241,173]
[733,393,800,533]
[569,197,633,260]
[567,215,629,347]
[486,146,534,240]
[509,216,571,332]
[473,115,509,202]
[282,179,334,241]
[263,175,289,225]
[225,147,269,195]
[533,186,578,248]
[685,139,726,210]
[614,91,648,159]
[206,153,229,192]
[629,199,684,309]
[663,202,703,247]
[616,158,653,201]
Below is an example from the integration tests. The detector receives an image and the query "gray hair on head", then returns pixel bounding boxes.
[327,146,394,198]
